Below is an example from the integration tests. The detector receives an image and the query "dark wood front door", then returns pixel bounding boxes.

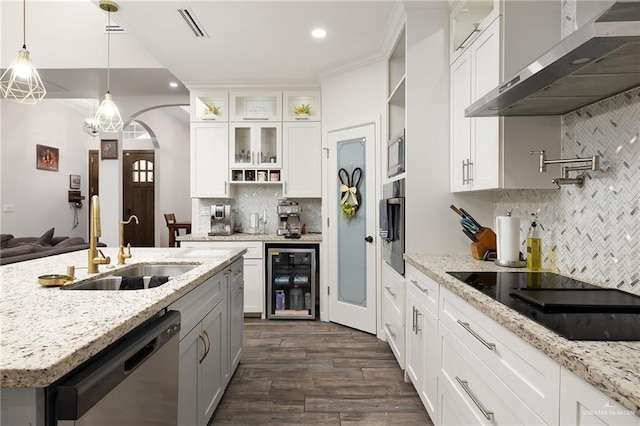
[123,150,155,247]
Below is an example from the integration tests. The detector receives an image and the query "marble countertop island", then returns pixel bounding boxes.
[0,246,246,388]
[405,253,640,416]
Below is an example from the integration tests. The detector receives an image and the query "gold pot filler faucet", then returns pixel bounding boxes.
[88,195,111,273]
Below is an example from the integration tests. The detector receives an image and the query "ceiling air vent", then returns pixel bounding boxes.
[104,24,125,34]
[177,8,209,38]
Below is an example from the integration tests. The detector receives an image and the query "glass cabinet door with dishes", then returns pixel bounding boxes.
[267,247,316,320]
[230,122,282,168]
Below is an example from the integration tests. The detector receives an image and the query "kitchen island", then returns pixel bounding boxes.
[405,253,640,419]
[0,246,246,423]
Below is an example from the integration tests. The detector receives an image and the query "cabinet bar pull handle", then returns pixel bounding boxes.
[385,323,396,338]
[415,310,422,334]
[421,288,429,296]
[203,330,211,359]
[467,160,474,182]
[455,376,494,420]
[224,180,228,194]
[457,320,496,351]
[243,117,268,120]
[462,160,466,184]
[412,306,417,332]
[198,334,207,364]
[455,26,481,52]
[385,286,396,297]
[410,279,418,285]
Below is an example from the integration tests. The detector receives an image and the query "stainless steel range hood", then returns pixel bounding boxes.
[466,1,640,117]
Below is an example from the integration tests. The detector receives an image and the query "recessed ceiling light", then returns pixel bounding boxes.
[311,28,326,39]
[169,82,179,88]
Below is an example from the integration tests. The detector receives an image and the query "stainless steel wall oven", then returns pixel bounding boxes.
[381,179,405,275]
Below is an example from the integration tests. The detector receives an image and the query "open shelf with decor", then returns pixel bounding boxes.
[190,91,229,122]
[230,169,281,184]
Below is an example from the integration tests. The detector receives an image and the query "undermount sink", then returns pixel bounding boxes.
[109,263,199,277]
[61,263,199,291]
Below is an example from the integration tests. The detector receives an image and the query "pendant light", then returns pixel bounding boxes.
[94,0,123,133]
[0,0,46,104]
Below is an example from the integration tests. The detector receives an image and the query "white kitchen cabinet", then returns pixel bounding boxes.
[382,262,405,369]
[230,122,282,168]
[228,260,244,377]
[439,285,560,425]
[282,122,321,198]
[450,18,500,191]
[171,271,228,426]
[283,90,321,121]
[449,1,561,192]
[230,90,282,122]
[190,123,229,198]
[560,367,640,426]
[181,241,265,316]
[405,265,439,420]
[200,297,228,425]
[438,322,547,425]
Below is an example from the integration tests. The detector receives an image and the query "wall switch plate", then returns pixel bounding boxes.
[3,204,15,213]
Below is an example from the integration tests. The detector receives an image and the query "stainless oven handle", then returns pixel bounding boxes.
[457,320,496,351]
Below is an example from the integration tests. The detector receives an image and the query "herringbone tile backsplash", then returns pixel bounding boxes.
[496,87,640,294]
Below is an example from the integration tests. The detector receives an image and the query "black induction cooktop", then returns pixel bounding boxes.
[446,271,640,341]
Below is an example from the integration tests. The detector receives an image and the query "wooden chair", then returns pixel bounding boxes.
[164,213,191,247]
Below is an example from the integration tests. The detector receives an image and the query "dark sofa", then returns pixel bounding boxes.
[0,228,92,265]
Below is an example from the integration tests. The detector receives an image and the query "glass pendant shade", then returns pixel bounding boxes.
[94,92,124,132]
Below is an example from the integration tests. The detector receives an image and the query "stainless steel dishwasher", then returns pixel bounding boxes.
[47,310,180,426]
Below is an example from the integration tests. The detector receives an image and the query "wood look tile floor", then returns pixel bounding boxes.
[210,319,433,425]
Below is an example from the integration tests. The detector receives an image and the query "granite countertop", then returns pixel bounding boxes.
[404,253,640,416]
[178,232,322,242]
[0,247,246,388]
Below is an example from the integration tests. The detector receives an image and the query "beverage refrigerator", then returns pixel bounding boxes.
[266,245,318,319]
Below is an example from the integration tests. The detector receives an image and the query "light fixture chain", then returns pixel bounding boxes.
[107,10,111,92]
[22,0,26,47]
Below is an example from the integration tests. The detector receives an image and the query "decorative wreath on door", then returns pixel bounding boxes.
[339,167,362,219]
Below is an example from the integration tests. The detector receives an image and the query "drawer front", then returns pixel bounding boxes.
[439,323,546,425]
[439,286,559,424]
[383,292,405,369]
[169,273,225,340]
[406,264,438,316]
[382,262,405,317]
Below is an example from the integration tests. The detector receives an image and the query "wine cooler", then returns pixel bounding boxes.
[267,246,317,319]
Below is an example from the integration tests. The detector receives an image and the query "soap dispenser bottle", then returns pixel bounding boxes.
[526,214,542,271]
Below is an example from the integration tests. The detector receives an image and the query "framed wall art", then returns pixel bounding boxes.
[36,144,59,171]
[69,174,81,190]
[101,139,118,160]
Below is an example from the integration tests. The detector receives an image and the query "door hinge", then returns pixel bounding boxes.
[327,286,330,296]
[323,147,329,158]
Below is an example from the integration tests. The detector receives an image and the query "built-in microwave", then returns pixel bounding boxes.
[387,129,405,178]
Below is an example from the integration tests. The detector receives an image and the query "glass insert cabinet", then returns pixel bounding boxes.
[266,245,318,319]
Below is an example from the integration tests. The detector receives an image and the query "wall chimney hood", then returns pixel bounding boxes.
[466,1,640,117]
